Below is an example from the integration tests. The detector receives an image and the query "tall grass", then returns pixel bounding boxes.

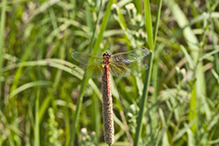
[0,0,6,100]
[133,0,155,145]
[0,0,219,146]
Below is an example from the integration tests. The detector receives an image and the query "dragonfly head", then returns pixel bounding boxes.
[103,52,111,65]
[103,52,111,57]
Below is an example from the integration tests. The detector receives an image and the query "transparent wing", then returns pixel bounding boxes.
[71,51,102,65]
[109,48,150,76]
[71,48,150,77]
[111,48,150,63]
[109,60,148,77]
[72,63,103,78]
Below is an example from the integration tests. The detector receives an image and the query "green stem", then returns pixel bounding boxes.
[70,76,90,145]
[134,51,153,146]
[134,0,164,144]
[0,0,7,100]
[151,0,163,134]
[34,89,40,146]
[133,0,142,14]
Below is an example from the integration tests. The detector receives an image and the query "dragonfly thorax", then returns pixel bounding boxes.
[103,52,111,65]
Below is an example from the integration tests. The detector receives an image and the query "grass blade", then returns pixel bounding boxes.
[9,81,51,99]
[133,0,164,144]
[34,89,40,146]
[0,0,7,99]
[151,0,163,136]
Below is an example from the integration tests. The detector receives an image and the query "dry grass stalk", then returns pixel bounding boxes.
[102,66,114,145]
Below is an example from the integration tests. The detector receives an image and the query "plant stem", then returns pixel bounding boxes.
[0,0,7,100]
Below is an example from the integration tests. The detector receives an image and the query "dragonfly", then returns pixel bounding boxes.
[71,48,150,78]
[71,48,150,145]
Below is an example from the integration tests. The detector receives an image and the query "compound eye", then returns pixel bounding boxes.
[103,52,111,57]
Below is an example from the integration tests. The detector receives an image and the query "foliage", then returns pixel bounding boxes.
[0,0,219,145]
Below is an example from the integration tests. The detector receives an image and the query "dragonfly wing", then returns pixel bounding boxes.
[71,51,102,65]
[72,63,103,78]
[109,62,129,77]
[126,60,148,75]
[110,61,148,77]
[111,48,150,63]
[110,48,150,76]
[86,63,103,78]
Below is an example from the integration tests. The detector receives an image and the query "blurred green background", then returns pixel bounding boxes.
[0,0,219,146]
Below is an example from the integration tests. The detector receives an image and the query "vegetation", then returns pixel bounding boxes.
[0,0,219,145]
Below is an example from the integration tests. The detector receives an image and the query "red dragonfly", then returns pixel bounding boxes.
[71,48,150,78]
[71,48,150,145]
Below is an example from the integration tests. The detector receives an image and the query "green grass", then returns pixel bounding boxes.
[1,0,219,146]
